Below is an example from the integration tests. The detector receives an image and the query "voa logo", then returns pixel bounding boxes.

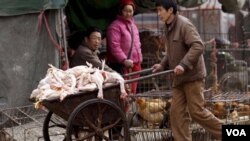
[226,129,246,136]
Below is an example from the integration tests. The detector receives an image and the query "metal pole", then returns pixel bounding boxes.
[60,9,69,69]
[123,68,153,77]
[125,70,174,84]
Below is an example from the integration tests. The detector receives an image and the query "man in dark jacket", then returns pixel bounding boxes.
[152,0,223,140]
[70,27,113,72]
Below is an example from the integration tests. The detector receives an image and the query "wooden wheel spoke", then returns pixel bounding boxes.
[76,131,96,141]
[97,103,104,127]
[100,104,108,115]
[75,127,110,141]
[97,104,108,127]
[66,99,129,141]
[103,117,122,131]
[102,135,110,141]
[82,113,98,131]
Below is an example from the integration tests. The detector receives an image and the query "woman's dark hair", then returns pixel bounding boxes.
[85,26,103,38]
[156,0,178,14]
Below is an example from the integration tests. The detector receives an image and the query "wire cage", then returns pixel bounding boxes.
[130,125,217,141]
[128,90,173,141]
[0,105,47,141]
[190,123,216,141]
[130,127,173,141]
[179,8,250,92]
[128,91,216,141]
[128,88,250,141]
[134,8,250,93]
[130,75,214,141]
[134,13,170,94]
[131,28,173,94]
[137,59,173,93]
[205,91,250,123]
[129,121,218,141]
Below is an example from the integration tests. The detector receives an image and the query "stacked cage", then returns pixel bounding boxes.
[128,91,227,141]
[0,105,48,141]
[132,12,220,141]
[205,91,250,125]
[129,90,173,141]
[128,91,250,141]
[134,13,169,94]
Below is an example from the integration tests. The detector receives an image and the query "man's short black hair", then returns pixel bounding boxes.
[156,0,178,14]
[85,26,103,38]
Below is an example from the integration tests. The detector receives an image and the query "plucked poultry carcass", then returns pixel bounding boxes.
[136,98,167,126]
[94,60,127,99]
[30,61,127,109]
[101,70,127,99]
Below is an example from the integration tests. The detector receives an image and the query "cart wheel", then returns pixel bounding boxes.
[66,98,130,141]
[43,111,67,141]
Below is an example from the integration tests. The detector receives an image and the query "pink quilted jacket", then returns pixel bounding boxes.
[106,16,142,64]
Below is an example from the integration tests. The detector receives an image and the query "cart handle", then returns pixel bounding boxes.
[122,68,153,77]
[125,69,174,84]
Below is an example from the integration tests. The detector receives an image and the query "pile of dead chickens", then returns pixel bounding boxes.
[30,61,127,107]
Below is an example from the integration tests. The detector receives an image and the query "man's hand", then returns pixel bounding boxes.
[174,65,184,75]
[152,64,164,73]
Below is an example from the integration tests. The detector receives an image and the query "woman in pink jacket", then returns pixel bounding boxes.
[106,0,142,95]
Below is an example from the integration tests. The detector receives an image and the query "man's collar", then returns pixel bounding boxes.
[80,44,98,54]
[165,14,178,32]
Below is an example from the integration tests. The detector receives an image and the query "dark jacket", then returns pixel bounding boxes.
[160,14,207,86]
[70,45,113,72]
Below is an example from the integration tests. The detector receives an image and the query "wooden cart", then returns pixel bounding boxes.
[34,69,174,141]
